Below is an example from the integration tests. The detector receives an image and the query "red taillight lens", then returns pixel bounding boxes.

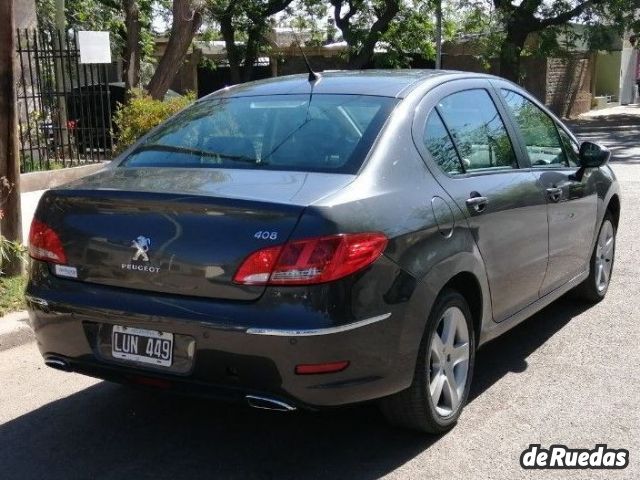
[233,233,387,286]
[28,219,67,264]
[233,245,282,285]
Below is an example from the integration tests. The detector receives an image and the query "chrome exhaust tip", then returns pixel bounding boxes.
[44,356,71,372]
[246,395,296,412]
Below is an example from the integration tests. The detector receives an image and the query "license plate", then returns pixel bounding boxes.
[111,325,173,367]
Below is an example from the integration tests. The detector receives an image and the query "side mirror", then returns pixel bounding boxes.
[579,141,610,168]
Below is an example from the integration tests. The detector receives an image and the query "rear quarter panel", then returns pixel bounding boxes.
[308,92,492,382]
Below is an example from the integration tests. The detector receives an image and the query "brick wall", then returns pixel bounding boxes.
[442,53,591,118]
[545,55,592,118]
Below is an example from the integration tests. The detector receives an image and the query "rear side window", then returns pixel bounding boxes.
[120,94,397,174]
[423,111,464,175]
[501,89,568,168]
[437,89,517,172]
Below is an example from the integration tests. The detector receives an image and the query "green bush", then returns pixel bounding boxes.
[0,236,26,276]
[113,90,195,154]
[0,274,26,315]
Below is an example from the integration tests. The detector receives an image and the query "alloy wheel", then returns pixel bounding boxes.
[428,306,470,418]
[595,220,615,292]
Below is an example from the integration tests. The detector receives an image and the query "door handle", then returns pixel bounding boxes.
[546,187,563,202]
[466,195,488,213]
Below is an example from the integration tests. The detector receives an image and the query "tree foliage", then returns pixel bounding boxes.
[35,0,159,85]
[36,0,640,97]
[490,0,639,81]
[379,1,460,68]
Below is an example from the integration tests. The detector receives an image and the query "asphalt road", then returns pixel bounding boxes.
[1,113,639,480]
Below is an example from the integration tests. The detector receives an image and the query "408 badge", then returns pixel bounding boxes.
[520,444,629,469]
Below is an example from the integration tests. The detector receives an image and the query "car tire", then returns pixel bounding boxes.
[380,289,476,433]
[573,211,616,303]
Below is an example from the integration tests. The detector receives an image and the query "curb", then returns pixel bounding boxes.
[0,311,34,353]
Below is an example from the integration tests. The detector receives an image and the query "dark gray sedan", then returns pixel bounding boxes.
[26,70,619,433]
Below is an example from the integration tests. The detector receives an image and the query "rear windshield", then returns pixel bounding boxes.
[120,94,397,174]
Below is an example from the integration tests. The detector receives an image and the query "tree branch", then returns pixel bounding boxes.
[330,0,357,42]
[537,1,598,28]
[347,0,400,68]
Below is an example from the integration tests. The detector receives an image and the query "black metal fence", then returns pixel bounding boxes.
[16,29,113,173]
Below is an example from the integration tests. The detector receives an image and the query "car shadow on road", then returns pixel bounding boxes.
[0,296,591,480]
[469,295,590,403]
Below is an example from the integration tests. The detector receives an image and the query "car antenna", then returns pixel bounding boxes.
[292,30,321,83]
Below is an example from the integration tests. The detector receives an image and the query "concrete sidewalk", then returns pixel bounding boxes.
[0,310,32,353]
[20,190,46,242]
[577,103,640,118]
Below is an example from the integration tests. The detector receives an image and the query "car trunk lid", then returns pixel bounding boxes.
[34,168,355,301]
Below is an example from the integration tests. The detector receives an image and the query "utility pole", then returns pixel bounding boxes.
[55,0,65,30]
[435,0,442,69]
[0,0,23,276]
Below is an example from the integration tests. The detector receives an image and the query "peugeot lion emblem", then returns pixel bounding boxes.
[131,236,151,262]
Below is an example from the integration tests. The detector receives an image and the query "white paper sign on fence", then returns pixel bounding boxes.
[78,31,111,64]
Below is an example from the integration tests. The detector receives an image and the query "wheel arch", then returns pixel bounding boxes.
[606,193,620,227]
[441,272,483,347]
[399,247,492,370]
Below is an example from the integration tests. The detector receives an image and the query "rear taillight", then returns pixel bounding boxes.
[233,233,387,286]
[28,219,67,264]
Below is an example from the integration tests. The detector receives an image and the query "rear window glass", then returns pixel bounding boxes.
[120,94,397,174]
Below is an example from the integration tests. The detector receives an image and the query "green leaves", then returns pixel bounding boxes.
[380,5,436,67]
[36,0,159,65]
[0,238,26,277]
[113,90,195,153]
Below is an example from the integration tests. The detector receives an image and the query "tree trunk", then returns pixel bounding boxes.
[123,0,141,91]
[219,13,241,85]
[242,25,263,82]
[498,26,529,82]
[147,0,203,100]
[0,0,23,276]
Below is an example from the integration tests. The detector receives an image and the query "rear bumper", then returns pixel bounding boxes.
[26,260,418,408]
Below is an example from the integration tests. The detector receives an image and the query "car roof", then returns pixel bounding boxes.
[206,70,499,99]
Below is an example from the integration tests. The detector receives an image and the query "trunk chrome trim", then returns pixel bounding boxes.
[245,313,391,337]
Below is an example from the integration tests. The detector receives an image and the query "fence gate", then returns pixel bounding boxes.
[16,29,113,173]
